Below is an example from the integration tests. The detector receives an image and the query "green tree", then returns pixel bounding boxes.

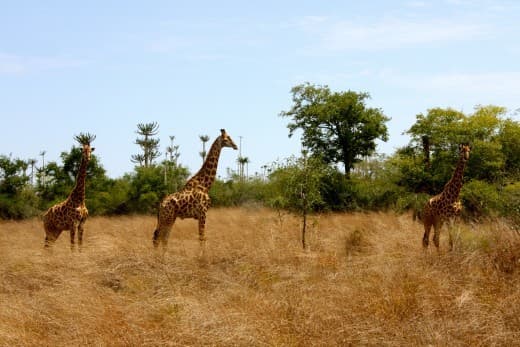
[0,155,40,219]
[405,105,511,186]
[499,118,520,180]
[36,144,110,213]
[131,122,161,167]
[268,152,327,249]
[280,82,390,177]
[126,166,168,214]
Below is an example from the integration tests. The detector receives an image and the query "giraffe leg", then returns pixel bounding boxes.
[70,225,78,251]
[198,215,207,243]
[44,225,61,248]
[153,216,176,249]
[198,215,207,257]
[448,219,456,251]
[422,220,432,248]
[161,227,172,248]
[433,220,443,249]
[78,220,85,250]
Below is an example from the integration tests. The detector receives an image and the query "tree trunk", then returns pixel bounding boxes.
[302,209,307,250]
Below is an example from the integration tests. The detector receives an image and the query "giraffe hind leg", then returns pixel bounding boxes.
[422,221,432,248]
[44,225,61,248]
[433,220,443,249]
[77,218,87,250]
[153,216,176,249]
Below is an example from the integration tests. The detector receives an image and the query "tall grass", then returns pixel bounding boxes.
[1,208,519,346]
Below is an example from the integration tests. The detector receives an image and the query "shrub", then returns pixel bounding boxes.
[500,182,520,229]
[461,180,500,219]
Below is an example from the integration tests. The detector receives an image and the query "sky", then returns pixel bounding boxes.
[1,0,519,179]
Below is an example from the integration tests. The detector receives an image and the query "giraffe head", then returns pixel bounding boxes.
[459,143,471,162]
[74,133,96,160]
[220,129,238,150]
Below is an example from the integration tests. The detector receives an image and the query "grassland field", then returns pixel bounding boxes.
[1,207,519,346]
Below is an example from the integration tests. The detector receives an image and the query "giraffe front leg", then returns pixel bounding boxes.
[198,215,207,257]
[198,215,207,243]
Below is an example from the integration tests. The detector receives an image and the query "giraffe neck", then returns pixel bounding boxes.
[186,137,223,191]
[442,154,467,202]
[68,152,90,206]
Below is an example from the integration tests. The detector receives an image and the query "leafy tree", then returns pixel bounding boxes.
[131,122,161,167]
[126,166,168,214]
[36,144,109,212]
[268,152,327,249]
[499,119,520,180]
[280,82,390,177]
[404,106,510,186]
[0,155,39,219]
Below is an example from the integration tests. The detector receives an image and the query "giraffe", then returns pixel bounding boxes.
[422,143,471,250]
[42,133,95,249]
[153,129,238,248]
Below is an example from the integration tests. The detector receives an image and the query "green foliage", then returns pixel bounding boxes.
[126,166,168,214]
[461,180,500,218]
[209,177,268,207]
[351,176,405,211]
[319,169,356,211]
[500,182,520,228]
[280,82,390,176]
[37,146,108,210]
[0,156,40,219]
[499,119,520,179]
[267,154,327,213]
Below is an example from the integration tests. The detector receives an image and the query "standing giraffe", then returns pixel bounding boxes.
[42,133,96,249]
[422,143,471,250]
[153,129,238,248]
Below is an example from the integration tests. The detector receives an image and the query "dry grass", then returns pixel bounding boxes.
[1,208,519,346]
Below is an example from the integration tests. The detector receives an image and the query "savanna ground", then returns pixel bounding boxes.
[1,207,519,346]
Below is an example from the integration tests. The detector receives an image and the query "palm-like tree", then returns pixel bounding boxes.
[131,122,160,167]
[199,134,210,163]
[166,135,180,165]
[74,132,96,146]
[237,156,250,180]
[39,150,46,187]
[28,158,37,185]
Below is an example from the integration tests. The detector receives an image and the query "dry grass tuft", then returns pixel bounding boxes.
[1,208,519,346]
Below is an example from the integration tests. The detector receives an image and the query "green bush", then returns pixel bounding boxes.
[0,188,41,220]
[461,180,500,218]
[500,182,520,228]
[209,178,268,207]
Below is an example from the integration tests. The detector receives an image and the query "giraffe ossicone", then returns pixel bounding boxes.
[42,133,96,250]
[422,143,471,250]
[153,129,238,249]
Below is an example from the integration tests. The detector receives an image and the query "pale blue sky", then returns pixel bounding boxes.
[1,0,519,178]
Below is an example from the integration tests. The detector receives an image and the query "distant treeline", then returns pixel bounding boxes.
[1,85,519,228]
